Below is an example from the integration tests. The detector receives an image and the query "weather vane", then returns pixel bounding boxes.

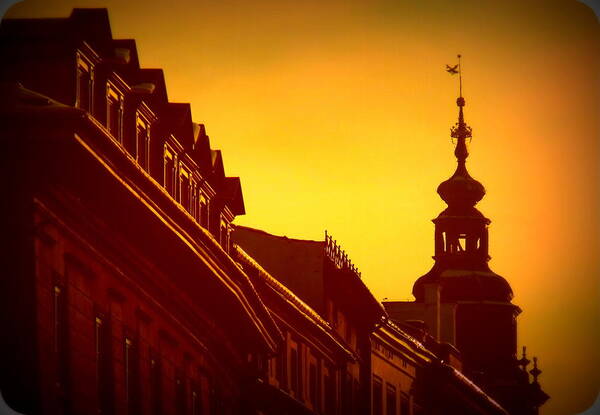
[446,54,472,142]
[445,54,463,98]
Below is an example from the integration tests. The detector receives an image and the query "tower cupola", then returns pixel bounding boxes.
[412,57,512,303]
[437,97,485,210]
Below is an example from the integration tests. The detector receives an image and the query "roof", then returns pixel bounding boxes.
[435,362,509,415]
[222,177,245,215]
[0,82,84,119]
[232,226,387,328]
[234,245,356,360]
[232,226,325,313]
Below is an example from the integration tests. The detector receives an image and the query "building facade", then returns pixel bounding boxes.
[233,227,510,415]
[233,226,386,415]
[0,8,545,415]
[0,9,282,415]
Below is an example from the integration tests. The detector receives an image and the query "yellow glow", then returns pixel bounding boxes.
[5,1,599,414]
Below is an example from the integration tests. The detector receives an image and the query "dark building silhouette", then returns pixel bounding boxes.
[0,8,546,415]
[383,96,549,414]
[233,226,385,415]
[233,227,510,415]
[0,9,282,415]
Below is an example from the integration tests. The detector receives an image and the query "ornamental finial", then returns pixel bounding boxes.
[530,357,542,384]
[446,54,472,162]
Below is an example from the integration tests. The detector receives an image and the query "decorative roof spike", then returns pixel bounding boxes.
[530,357,542,384]
[518,345,530,370]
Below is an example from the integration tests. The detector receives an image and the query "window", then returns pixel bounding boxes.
[176,376,186,415]
[199,194,209,229]
[179,167,191,212]
[290,346,299,397]
[150,353,162,415]
[209,378,221,415]
[372,376,383,415]
[400,393,410,415]
[276,346,285,388]
[76,62,91,111]
[323,365,336,415]
[106,84,123,141]
[53,285,68,397]
[309,362,317,408]
[95,315,113,414]
[124,337,140,414]
[136,116,149,170]
[268,357,276,382]
[342,372,353,414]
[345,320,352,343]
[191,181,198,221]
[386,384,397,415]
[191,389,201,415]
[220,219,229,251]
[164,147,176,196]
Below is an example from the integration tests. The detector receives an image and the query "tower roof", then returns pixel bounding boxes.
[412,62,514,304]
[437,96,485,209]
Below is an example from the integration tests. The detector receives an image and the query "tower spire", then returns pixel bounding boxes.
[437,55,482,209]
[458,54,463,98]
[449,54,472,164]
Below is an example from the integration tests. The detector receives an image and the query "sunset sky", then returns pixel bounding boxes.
[4,1,599,413]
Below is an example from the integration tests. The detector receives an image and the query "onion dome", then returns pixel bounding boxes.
[437,97,485,209]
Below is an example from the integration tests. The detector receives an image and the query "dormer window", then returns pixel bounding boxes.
[190,180,198,220]
[179,166,191,212]
[76,60,92,112]
[199,193,209,229]
[106,82,124,142]
[219,217,229,251]
[75,47,99,112]
[136,114,150,170]
[163,145,176,197]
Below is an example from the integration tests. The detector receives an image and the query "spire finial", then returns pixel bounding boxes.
[458,54,463,99]
[446,54,472,162]
[518,345,531,370]
[446,54,464,104]
[530,357,542,384]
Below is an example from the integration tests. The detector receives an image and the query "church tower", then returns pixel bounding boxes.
[384,57,549,414]
[412,92,519,379]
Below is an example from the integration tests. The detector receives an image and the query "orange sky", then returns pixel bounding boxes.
[5,1,600,413]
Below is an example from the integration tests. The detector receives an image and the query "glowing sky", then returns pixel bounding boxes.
[5,1,599,414]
